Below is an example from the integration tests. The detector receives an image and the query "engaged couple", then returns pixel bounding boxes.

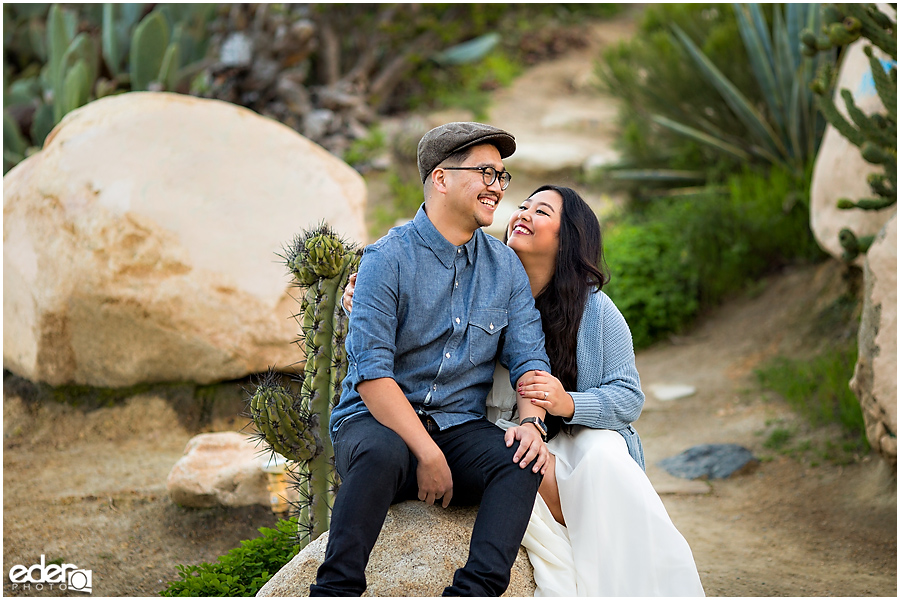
[310,121,705,597]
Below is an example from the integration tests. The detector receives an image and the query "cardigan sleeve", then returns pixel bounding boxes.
[564,291,645,429]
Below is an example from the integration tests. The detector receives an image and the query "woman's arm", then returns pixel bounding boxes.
[519,292,644,430]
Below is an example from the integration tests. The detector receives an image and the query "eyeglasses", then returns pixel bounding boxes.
[441,166,512,190]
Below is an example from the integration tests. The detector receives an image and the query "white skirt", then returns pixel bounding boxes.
[523,427,705,597]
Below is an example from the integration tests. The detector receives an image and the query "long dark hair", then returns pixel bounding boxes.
[509,185,609,437]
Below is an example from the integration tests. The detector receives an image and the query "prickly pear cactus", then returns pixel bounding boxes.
[249,223,361,548]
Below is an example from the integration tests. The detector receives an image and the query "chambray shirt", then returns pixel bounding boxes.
[330,205,550,438]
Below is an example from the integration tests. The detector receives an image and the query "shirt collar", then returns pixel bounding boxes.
[413,204,477,269]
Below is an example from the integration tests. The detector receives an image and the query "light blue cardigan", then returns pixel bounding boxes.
[565,288,645,469]
[486,288,645,469]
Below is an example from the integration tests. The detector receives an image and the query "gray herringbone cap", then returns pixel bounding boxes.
[417,122,516,183]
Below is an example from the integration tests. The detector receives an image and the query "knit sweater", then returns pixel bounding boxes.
[567,288,645,469]
[485,288,645,469]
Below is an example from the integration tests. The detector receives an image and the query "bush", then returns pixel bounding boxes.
[603,165,825,348]
[598,3,765,176]
[160,518,299,597]
[755,341,869,454]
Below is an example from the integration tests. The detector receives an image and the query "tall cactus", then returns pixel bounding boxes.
[248,223,360,548]
[803,3,897,261]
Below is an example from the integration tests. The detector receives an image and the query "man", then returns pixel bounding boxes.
[311,122,551,596]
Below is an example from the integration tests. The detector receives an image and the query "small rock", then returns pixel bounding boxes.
[167,431,280,509]
[648,384,697,402]
[658,444,759,480]
[221,32,253,67]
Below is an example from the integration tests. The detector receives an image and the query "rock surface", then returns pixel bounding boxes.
[257,501,536,597]
[3,92,367,387]
[167,431,274,508]
[850,214,897,467]
[658,444,759,480]
[809,39,896,265]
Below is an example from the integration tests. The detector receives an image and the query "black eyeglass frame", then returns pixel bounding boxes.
[441,166,512,190]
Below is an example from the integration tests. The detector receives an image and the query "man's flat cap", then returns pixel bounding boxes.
[417,122,516,183]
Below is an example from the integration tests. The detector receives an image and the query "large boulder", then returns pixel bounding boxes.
[809,38,896,265]
[3,92,366,387]
[257,501,536,597]
[850,214,897,468]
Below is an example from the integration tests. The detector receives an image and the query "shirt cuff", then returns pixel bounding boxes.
[565,391,602,426]
[353,351,395,383]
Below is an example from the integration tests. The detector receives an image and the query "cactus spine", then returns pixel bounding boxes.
[803,3,897,261]
[249,223,360,548]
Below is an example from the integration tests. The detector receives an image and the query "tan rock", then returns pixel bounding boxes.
[167,431,277,508]
[850,214,897,468]
[810,38,896,265]
[257,501,536,597]
[3,92,366,387]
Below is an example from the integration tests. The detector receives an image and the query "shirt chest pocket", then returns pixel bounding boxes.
[468,308,508,366]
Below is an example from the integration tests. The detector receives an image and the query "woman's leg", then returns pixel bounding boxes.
[538,453,565,525]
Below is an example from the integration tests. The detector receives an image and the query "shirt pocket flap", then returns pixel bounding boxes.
[469,308,508,335]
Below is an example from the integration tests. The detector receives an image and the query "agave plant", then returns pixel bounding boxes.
[655,4,834,178]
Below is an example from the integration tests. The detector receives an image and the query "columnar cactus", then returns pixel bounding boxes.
[248,223,360,548]
[803,3,897,261]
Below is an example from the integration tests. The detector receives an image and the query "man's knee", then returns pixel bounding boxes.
[337,419,412,482]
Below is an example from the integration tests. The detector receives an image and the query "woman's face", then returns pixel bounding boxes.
[506,189,563,260]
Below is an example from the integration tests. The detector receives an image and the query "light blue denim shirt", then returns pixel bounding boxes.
[330,204,550,438]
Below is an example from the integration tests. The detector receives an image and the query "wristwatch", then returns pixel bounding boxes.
[519,416,548,442]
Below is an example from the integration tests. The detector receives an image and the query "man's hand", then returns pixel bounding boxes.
[504,424,549,474]
[342,272,357,313]
[416,446,454,508]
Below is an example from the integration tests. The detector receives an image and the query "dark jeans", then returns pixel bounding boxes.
[310,413,542,596]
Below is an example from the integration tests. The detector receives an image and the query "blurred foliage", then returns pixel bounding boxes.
[160,518,299,597]
[597,4,763,179]
[596,3,834,202]
[603,165,825,348]
[3,2,215,173]
[756,338,870,460]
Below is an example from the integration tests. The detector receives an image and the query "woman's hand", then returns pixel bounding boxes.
[342,272,357,313]
[517,370,575,419]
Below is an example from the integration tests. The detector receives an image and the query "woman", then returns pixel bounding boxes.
[488,185,704,596]
[342,185,704,596]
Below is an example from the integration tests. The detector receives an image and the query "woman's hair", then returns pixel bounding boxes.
[509,185,609,437]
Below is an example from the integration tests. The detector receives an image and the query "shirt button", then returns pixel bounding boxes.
[455,317,461,324]
[457,248,461,253]
[490,323,494,330]
[445,353,451,359]
[433,384,437,390]
[455,281,459,287]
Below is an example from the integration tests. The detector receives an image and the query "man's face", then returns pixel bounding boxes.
[441,143,505,230]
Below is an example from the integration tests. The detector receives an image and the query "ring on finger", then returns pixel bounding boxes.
[544,391,549,399]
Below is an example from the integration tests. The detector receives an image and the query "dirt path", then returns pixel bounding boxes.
[3,8,896,598]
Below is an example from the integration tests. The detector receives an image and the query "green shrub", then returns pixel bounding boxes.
[603,164,825,348]
[598,3,764,176]
[755,342,868,446]
[160,518,299,597]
